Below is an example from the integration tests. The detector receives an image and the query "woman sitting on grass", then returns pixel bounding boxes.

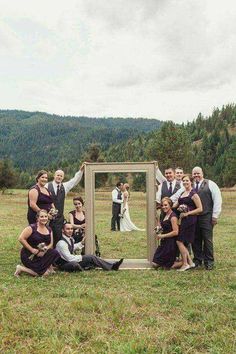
[14,209,60,277]
[152,197,179,269]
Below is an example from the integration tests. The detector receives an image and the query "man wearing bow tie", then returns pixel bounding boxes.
[192,166,222,270]
[111,182,124,231]
[46,163,85,246]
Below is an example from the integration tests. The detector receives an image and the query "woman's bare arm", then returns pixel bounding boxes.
[28,188,40,212]
[18,226,39,254]
[123,191,128,209]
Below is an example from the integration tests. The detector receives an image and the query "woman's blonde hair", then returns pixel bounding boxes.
[36,209,48,218]
[161,197,173,208]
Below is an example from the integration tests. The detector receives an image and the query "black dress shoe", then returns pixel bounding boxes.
[205,264,214,270]
[194,262,202,269]
[112,258,124,271]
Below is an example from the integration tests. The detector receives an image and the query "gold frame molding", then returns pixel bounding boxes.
[84,162,157,269]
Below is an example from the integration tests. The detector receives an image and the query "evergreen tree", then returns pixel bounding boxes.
[83,144,108,188]
[146,122,193,172]
[0,159,17,193]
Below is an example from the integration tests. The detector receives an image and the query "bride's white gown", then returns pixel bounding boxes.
[120,196,145,232]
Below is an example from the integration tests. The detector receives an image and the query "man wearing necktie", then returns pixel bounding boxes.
[156,168,181,207]
[192,166,222,270]
[56,184,60,196]
[46,163,85,246]
[56,223,124,271]
[168,181,173,194]
[155,168,182,223]
[156,164,184,184]
[195,181,200,192]
[111,182,124,231]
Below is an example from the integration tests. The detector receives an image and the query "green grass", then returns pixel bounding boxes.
[0,190,235,353]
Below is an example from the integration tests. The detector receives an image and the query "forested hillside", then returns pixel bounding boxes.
[1,104,236,188]
[0,110,162,170]
[105,104,236,187]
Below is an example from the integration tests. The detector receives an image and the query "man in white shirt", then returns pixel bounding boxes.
[56,223,124,271]
[156,168,182,205]
[156,165,192,204]
[192,166,222,270]
[111,182,123,231]
[156,165,184,184]
[46,163,85,246]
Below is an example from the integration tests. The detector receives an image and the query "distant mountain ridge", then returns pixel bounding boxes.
[0,109,162,170]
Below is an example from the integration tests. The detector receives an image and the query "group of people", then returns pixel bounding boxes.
[153,166,222,271]
[15,164,124,277]
[14,162,222,277]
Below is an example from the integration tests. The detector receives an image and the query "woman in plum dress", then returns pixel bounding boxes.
[176,174,203,271]
[69,196,86,244]
[152,197,179,269]
[14,209,60,277]
[27,170,54,224]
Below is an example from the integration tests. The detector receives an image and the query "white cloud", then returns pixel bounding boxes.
[0,0,236,122]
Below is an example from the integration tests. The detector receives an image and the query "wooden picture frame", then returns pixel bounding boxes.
[84,162,157,269]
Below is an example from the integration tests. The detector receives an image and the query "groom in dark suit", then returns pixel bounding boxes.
[111,182,123,231]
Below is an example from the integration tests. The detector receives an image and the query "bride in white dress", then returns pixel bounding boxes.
[120,183,145,232]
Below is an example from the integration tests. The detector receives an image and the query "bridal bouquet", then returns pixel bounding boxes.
[154,225,163,235]
[177,204,189,225]
[29,242,48,260]
[119,208,126,218]
[48,208,58,220]
[177,204,188,213]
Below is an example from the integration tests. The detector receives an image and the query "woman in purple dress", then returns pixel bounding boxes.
[27,170,54,224]
[69,196,86,244]
[152,197,179,269]
[14,209,60,277]
[176,174,203,271]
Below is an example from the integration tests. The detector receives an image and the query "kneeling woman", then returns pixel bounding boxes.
[69,196,86,244]
[15,209,60,277]
[152,197,179,269]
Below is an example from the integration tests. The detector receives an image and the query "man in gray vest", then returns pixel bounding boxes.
[156,164,184,184]
[46,163,85,246]
[156,167,182,206]
[111,182,123,231]
[56,223,124,271]
[192,166,222,270]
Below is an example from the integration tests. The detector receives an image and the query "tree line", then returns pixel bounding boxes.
[0,104,236,192]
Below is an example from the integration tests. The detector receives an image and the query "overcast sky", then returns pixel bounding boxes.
[1,0,236,123]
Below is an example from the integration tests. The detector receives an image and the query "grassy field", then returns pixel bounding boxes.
[0,190,235,354]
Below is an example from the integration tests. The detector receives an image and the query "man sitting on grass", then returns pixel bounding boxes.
[55,223,124,272]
